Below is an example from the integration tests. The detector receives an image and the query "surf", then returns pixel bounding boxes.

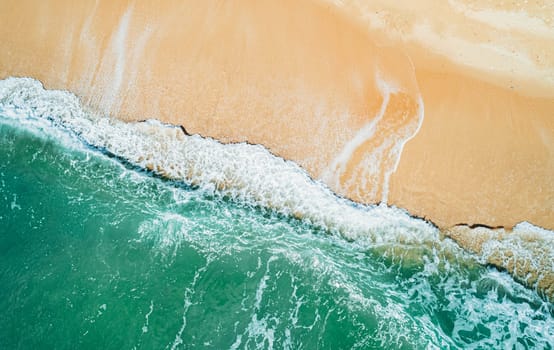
[1,77,554,349]
[1,76,553,303]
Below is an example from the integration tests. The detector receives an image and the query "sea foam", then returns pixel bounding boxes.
[0,78,554,298]
[0,77,438,245]
[1,77,553,300]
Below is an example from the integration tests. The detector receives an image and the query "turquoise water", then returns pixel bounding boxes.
[0,78,553,349]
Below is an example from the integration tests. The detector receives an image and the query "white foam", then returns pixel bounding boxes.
[321,73,395,192]
[321,71,425,204]
[385,95,424,201]
[0,77,439,245]
[514,221,554,237]
[141,300,154,333]
[445,223,554,298]
[481,230,554,290]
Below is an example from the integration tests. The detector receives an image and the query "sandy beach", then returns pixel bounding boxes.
[1,0,553,230]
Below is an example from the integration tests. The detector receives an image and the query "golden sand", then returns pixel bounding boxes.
[0,0,553,230]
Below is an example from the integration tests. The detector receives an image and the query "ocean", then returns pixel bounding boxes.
[0,77,553,349]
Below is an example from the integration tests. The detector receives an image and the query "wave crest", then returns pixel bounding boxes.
[0,77,438,244]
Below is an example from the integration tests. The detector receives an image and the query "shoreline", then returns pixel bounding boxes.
[1,76,552,301]
[1,0,553,298]
[1,0,552,230]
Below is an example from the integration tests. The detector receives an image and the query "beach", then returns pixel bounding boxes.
[1,1,553,347]
[1,0,552,229]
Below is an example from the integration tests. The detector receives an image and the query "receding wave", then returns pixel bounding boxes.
[1,77,553,301]
[446,222,554,300]
[0,77,438,245]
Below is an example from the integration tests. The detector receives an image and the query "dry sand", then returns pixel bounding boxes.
[1,0,553,230]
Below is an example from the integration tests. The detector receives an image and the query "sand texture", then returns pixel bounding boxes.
[1,0,553,230]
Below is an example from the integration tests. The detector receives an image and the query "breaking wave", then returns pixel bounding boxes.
[0,77,438,245]
[1,77,552,301]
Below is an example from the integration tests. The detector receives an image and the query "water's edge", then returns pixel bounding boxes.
[0,76,552,301]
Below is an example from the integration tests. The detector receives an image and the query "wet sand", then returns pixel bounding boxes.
[446,224,554,300]
[0,0,553,230]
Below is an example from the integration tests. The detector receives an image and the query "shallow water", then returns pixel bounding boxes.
[0,78,553,349]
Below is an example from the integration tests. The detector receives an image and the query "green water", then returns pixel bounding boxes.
[0,114,553,349]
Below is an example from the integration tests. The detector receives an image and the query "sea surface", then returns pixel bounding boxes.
[0,78,553,349]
